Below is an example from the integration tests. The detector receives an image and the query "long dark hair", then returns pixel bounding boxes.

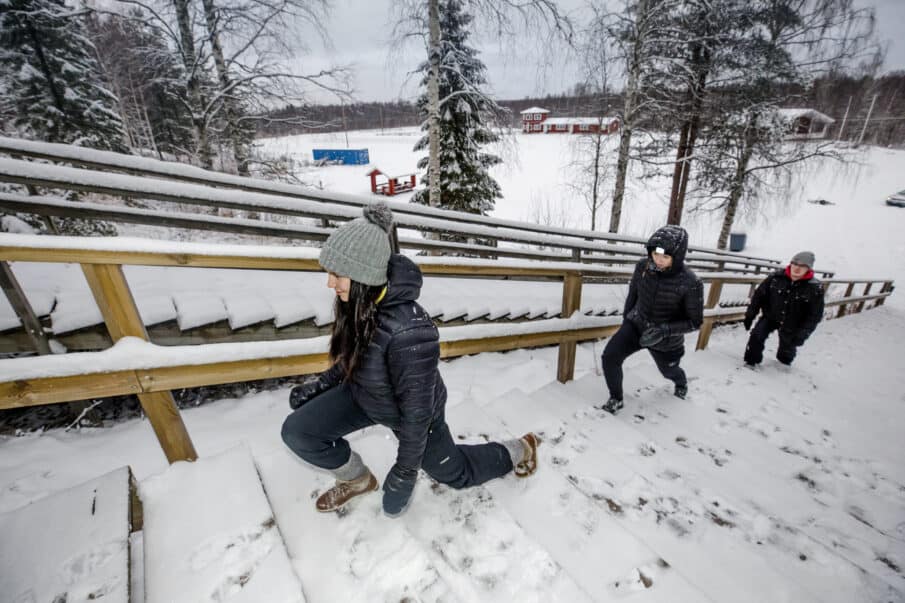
[329,280,385,379]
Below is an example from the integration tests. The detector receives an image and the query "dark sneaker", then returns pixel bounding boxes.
[600,397,624,414]
[315,471,379,513]
[674,384,688,399]
[514,433,540,478]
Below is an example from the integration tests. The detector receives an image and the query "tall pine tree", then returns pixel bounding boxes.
[0,0,126,151]
[412,0,503,215]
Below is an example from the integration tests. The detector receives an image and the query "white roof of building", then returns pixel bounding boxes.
[776,108,834,124]
[544,117,620,126]
[520,107,550,114]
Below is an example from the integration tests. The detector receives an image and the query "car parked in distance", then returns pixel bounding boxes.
[887,189,905,207]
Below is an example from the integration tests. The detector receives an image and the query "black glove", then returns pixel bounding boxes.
[639,325,668,348]
[289,377,322,409]
[382,464,417,517]
[743,316,753,331]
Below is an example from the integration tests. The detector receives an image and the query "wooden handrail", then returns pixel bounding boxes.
[0,235,893,465]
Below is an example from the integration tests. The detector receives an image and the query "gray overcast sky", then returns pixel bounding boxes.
[302,0,905,103]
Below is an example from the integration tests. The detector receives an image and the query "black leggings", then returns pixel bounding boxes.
[280,383,513,488]
[602,321,687,400]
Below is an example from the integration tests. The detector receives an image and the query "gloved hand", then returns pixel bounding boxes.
[743,316,753,331]
[382,464,417,517]
[289,377,322,410]
[639,325,668,348]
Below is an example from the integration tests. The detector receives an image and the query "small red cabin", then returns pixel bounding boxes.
[367,168,416,196]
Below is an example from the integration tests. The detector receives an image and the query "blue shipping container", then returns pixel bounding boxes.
[312,148,370,165]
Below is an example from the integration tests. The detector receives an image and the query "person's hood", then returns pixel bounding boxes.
[784,264,815,281]
[646,225,689,273]
[381,254,422,306]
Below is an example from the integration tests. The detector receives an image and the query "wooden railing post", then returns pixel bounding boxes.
[0,260,51,354]
[557,272,582,383]
[81,263,197,463]
[856,282,873,313]
[875,281,893,307]
[837,282,855,318]
[696,277,724,351]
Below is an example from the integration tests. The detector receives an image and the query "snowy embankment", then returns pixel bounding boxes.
[1,306,903,602]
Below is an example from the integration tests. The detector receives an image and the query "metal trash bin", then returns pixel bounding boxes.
[729,232,747,252]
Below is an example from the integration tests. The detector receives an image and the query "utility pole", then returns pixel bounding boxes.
[836,96,852,142]
[856,94,877,147]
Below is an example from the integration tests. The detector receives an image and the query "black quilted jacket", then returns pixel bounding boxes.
[316,254,446,476]
[744,269,825,340]
[624,226,704,351]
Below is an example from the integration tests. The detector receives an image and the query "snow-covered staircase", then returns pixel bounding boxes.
[140,446,303,603]
[0,467,136,602]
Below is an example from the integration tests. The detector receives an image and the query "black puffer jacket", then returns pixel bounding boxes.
[745,268,825,341]
[624,225,704,351]
[314,254,446,476]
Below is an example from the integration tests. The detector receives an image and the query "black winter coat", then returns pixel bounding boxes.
[624,226,704,351]
[313,254,446,478]
[745,269,825,342]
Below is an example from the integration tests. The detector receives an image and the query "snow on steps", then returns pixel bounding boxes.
[495,371,903,602]
[0,466,135,603]
[257,428,590,602]
[140,445,304,603]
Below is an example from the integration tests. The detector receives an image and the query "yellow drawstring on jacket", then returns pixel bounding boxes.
[375,285,387,304]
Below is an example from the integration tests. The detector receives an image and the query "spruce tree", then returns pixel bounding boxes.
[0,0,127,151]
[412,0,503,215]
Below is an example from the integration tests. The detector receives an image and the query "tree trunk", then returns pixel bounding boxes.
[610,0,648,234]
[667,39,710,226]
[717,114,758,249]
[427,0,442,208]
[199,0,249,176]
[591,130,602,231]
[173,0,213,169]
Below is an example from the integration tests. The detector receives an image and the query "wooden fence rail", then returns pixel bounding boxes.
[0,236,892,463]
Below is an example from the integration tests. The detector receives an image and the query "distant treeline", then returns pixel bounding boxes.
[259,72,905,147]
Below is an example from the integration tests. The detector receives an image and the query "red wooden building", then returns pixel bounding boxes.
[520,106,620,135]
[367,168,416,196]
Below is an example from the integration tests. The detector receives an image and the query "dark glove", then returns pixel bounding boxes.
[289,377,322,409]
[382,464,417,517]
[639,325,668,348]
[743,316,753,331]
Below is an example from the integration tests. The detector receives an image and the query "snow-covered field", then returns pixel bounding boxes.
[1,130,904,601]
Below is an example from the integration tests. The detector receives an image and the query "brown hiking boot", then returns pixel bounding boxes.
[315,471,379,513]
[514,433,540,478]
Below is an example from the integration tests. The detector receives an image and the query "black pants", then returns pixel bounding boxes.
[602,321,686,401]
[281,383,513,488]
[744,317,797,365]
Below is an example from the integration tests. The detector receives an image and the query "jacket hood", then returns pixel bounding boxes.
[382,254,422,305]
[646,225,689,272]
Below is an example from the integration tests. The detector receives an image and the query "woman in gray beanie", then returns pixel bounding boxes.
[281,202,539,517]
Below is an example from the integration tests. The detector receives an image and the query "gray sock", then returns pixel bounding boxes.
[503,438,526,467]
[332,451,368,481]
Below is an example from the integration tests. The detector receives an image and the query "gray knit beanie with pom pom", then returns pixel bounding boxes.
[319,202,394,285]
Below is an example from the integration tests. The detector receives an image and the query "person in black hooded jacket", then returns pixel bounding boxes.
[281,203,539,517]
[600,225,704,413]
[743,250,825,366]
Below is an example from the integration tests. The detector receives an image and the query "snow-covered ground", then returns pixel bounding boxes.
[1,308,903,601]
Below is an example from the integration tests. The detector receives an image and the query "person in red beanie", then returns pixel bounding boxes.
[743,251,825,367]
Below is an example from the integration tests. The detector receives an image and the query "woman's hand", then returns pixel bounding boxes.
[382,464,417,517]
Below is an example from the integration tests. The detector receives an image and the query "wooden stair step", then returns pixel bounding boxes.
[0,466,136,603]
[140,445,303,603]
